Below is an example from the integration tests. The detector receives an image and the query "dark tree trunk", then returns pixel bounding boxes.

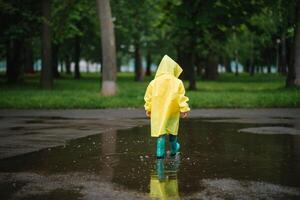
[280,33,287,74]
[225,59,232,73]
[59,60,64,73]
[145,50,151,76]
[96,0,117,96]
[294,0,300,86]
[250,66,255,76]
[196,64,202,77]
[235,58,239,76]
[65,55,71,74]
[6,39,24,83]
[178,50,196,90]
[134,42,143,81]
[204,55,218,80]
[24,40,34,74]
[195,55,203,76]
[245,59,250,74]
[74,35,81,79]
[286,38,295,86]
[267,65,271,73]
[250,60,255,76]
[267,52,272,74]
[40,0,53,89]
[52,43,60,78]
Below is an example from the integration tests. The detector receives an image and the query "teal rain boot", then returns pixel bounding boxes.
[156,135,166,159]
[169,134,180,157]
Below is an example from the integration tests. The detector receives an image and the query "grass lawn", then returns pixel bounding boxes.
[0,72,299,108]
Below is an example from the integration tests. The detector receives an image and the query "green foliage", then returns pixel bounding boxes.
[51,0,101,62]
[0,73,299,108]
[1,0,299,82]
[0,0,41,41]
[111,0,166,65]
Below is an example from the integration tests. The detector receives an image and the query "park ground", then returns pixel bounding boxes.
[0,108,299,159]
[0,108,299,199]
[0,72,299,109]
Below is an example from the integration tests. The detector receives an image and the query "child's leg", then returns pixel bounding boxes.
[156,135,166,158]
[169,134,180,155]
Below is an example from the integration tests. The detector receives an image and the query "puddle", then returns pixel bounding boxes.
[239,126,300,135]
[0,119,300,199]
[9,126,24,131]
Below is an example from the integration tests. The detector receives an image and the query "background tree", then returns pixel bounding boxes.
[292,0,300,86]
[40,0,53,89]
[0,0,40,83]
[96,0,117,96]
[1,0,299,91]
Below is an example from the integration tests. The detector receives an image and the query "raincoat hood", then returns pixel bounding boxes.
[155,55,183,78]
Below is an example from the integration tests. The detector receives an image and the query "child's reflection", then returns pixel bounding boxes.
[150,156,180,200]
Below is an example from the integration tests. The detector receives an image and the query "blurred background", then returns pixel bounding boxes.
[0,0,299,108]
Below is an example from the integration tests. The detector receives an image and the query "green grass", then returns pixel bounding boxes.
[0,72,299,108]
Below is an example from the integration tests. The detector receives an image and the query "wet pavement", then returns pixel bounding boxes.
[0,109,300,199]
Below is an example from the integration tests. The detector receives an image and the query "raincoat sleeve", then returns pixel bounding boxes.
[144,82,153,112]
[178,81,190,113]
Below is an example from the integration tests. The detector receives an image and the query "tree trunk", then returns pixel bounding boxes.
[245,59,250,74]
[96,0,117,96]
[286,38,295,86]
[40,0,53,89]
[65,55,71,74]
[52,43,60,78]
[268,50,272,73]
[195,55,203,76]
[59,59,64,73]
[6,39,24,83]
[145,49,151,76]
[280,33,287,74]
[178,50,196,90]
[24,40,34,74]
[204,55,218,80]
[250,60,255,76]
[294,0,300,86]
[225,59,232,73]
[187,53,196,90]
[134,42,143,81]
[235,58,239,76]
[74,35,81,79]
[267,65,271,73]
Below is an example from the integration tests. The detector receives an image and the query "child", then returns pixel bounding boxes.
[144,55,190,159]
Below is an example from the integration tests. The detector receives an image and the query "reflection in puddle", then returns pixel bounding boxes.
[0,118,300,199]
[150,158,180,199]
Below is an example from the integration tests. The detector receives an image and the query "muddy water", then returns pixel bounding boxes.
[0,118,300,199]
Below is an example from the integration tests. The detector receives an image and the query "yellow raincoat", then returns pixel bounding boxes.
[144,55,190,137]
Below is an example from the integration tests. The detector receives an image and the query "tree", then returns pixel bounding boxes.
[112,0,161,81]
[1,0,40,83]
[292,0,300,86]
[96,0,117,96]
[40,0,53,89]
[74,33,81,79]
[51,0,100,78]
